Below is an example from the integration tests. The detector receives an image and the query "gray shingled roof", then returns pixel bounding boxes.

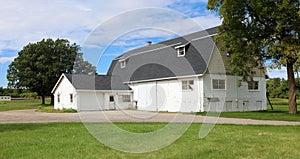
[65,74,131,90]
[107,26,219,83]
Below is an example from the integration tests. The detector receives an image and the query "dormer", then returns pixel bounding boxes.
[175,45,186,57]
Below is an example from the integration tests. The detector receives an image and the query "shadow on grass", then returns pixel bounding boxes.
[0,123,51,133]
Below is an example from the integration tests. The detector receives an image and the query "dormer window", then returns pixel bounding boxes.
[175,45,186,57]
[120,60,126,68]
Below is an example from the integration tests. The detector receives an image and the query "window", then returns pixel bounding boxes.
[212,79,225,90]
[57,94,60,103]
[177,46,185,57]
[120,60,126,68]
[248,81,259,90]
[119,95,131,102]
[70,94,73,103]
[182,80,194,90]
[109,96,114,102]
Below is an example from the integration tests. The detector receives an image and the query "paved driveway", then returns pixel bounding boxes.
[1,109,300,125]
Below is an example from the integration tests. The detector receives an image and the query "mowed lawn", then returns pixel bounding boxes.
[218,98,300,121]
[0,122,300,159]
[0,99,50,111]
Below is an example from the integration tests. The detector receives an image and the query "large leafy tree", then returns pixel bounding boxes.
[7,38,96,104]
[207,0,300,114]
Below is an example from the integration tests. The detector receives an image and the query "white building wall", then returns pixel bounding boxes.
[53,77,77,110]
[129,77,203,112]
[77,91,104,111]
[203,74,267,112]
[77,91,133,111]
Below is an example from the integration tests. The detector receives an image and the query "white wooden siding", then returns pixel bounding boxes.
[53,76,77,110]
[203,74,267,112]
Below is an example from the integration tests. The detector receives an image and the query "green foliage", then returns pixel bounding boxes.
[20,92,38,99]
[38,106,77,113]
[8,93,20,98]
[207,0,300,113]
[267,78,300,99]
[7,38,96,104]
[207,0,300,73]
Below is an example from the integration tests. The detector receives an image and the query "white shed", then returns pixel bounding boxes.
[51,74,133,111]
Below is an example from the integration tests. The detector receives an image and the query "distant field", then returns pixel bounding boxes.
[0,123,300,159]
[0,99,50,111]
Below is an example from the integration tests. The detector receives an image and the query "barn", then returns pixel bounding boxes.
[52,26,267,112]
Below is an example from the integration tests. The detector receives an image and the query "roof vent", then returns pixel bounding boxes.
[146,41,152,46]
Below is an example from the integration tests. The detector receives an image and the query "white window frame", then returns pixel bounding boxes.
[182,80,194,91]
[119,95,131,102]
[175,45,186,57]
[212,79,226,90]
[120,60,126,68]
[248,81,259,91]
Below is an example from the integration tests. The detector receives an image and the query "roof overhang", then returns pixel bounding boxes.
[51,74,68,94]
[125,74,204,84]
[76,90,133,93]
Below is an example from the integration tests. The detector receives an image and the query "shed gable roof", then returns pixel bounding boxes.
[64,74,131,90]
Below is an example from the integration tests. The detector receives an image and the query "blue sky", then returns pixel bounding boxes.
[0,0,287,88]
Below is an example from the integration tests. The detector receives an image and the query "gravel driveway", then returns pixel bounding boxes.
[1,109,300,125]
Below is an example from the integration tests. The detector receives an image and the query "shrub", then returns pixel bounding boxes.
[9,93,20,98]
[20,92,38,99]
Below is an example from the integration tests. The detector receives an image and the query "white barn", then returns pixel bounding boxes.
[52,26,267,112]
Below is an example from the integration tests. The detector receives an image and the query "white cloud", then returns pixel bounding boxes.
[192,14,222,29]
[267,68,287,79]
[0,56,15,64]
[0,0,174,51]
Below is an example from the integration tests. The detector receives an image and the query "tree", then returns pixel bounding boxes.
[7,38,96,105]
[207,0,300,114]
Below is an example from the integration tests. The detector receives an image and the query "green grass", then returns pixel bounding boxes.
[0,122,300,159]
[37,106,77,113]
[199,98,300,122]
[0,99,50,111]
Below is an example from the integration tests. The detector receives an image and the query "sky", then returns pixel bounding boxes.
[0,0,287,88]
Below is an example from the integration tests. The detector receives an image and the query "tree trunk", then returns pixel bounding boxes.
[50,95,54,105]
[287,62,297,114]
[41,95,45,105]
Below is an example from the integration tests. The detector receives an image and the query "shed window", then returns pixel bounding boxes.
[120,60,126,68]
[109,96,114,102]
[182,80,194,90]
[177,46,185,57]
[248,81,259,90]
[70,94,73,103]
[212,79,225,90]
[119,95,131,102]
[57,94,60,103]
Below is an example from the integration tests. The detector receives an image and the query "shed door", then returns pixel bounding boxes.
[243,101,249,111]
[109,95,116,110]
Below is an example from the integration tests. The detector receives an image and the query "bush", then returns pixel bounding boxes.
[9,93,20,98]
[20,92,38,99]
[38,106,77,113]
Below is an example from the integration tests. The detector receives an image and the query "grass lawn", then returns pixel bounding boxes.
[0,99,50,111]
[0,122,300,159]
[203,98,300,122]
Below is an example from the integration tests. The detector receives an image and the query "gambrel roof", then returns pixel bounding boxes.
[107,26,219,83]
